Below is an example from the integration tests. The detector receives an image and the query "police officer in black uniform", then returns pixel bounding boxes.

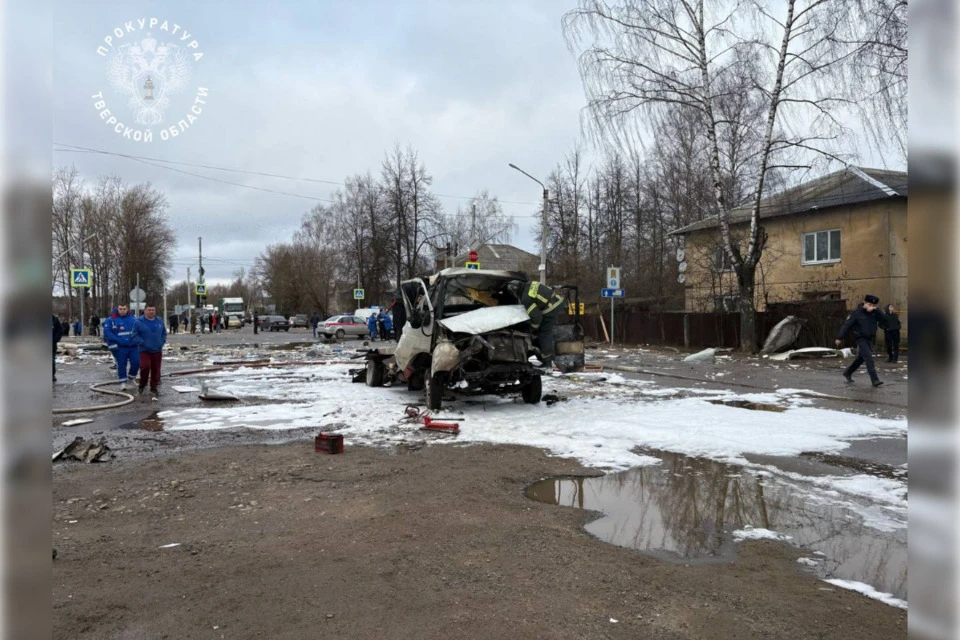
[835,294,888,387]
[883,304,902,363]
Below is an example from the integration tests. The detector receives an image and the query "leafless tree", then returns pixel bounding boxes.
[565,0,861,351]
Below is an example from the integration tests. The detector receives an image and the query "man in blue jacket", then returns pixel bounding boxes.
[133,303,167,396]
[102,303,139,390]
[366,313,378,341]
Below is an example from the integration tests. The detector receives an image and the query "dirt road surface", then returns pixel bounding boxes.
[53,441,905,639]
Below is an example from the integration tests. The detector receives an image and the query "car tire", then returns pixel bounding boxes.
[522,374,542,404]
[407,369,425,392]
[366,359,384,387]
[335,329,345,339]
[426,372,447,411]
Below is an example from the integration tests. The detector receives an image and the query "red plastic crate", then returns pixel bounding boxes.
[314,433,344,454]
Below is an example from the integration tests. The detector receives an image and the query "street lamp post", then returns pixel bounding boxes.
[508,163,548,286]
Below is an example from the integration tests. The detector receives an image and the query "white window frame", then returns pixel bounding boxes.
[801,229,841,265]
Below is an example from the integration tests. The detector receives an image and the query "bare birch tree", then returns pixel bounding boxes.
[565,0,860,351]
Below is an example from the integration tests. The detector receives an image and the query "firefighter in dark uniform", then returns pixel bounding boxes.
[511,280,565,368]
[883,304,902,363]
[835,294,888,387]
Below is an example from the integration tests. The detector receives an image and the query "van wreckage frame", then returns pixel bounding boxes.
[362,268,583,411]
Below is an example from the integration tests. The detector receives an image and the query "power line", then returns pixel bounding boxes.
[53,142,544,208]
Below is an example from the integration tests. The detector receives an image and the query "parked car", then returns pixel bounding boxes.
[364,268,542,410]
[262,315,291,332]
[291,314,310,328]
[321,314,369,339]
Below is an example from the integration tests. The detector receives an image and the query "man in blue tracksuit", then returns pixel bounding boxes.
[366,313,378,341]
[133,303,167,396]
[102,303,139,390]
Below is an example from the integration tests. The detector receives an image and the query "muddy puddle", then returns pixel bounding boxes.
[118,412,165,432]
[527,450,906,600]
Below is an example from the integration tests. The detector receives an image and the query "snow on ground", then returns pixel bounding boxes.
[154,360,910,605]
[159,362,906,474]
[732,527,793,542]
[825,579,908,609]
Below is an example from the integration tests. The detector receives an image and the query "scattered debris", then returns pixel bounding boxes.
[198,383,240,402]
[61,418,94,427]
[767,347,843,361]
[171,385,200,393]
[315,433,344,454]
[400,405,462,434]
[158,543,182,549]
[542,394,568,407]
[53,437,113,463]
[683,348,722,363]
[211,358,271,367]
[760,316,804,354]
[349,368,365,383]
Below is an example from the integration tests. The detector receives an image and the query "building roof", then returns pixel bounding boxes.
[670,166,908,235]
[447,244,540,273]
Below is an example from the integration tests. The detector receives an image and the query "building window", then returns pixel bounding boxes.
[714,247,735,272]
[802,229,841,264]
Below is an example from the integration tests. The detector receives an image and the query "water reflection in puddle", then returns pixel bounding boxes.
[527,450,906,600]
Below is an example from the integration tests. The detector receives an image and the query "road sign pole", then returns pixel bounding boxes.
[610,297,614,346]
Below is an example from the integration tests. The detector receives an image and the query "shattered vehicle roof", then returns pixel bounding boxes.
[433,268,526,279]
[438,305,529,335]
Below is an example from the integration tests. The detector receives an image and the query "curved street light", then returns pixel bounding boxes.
[507,163,548,285]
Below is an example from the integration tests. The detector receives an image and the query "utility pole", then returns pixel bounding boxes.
[470,203,477,251]
[135,272,140,317]
[79,236,86,338]
[188,267,194,333]
[198,236,205,330]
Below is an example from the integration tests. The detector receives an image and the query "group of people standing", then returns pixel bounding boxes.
[53,303,167,394]
[367,310,394,341]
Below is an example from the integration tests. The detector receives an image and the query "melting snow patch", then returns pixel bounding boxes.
[797,557,820,567]
[159,364,907,475]
[732,526,792,542]
[824,579,907,609]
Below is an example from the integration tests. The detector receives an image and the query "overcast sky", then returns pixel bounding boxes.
[53,0,902,286]
[53,0,590,284]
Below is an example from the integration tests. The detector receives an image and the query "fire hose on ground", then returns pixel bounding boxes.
[53,359,361,415]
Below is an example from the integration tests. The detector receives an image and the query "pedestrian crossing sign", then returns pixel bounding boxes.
[465,261,480,270]
[195,283,207,296]
[70,268,92,288]
[353,288,365,300]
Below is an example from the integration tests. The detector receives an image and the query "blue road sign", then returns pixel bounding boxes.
[353,288,365,300]
[601,288,625,298]
[195,283,208,296]
[71,268,92,287]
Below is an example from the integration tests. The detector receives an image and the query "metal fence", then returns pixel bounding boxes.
[566,300,853,350]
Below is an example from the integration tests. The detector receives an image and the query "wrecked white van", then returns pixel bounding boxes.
[364,268,542,410]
